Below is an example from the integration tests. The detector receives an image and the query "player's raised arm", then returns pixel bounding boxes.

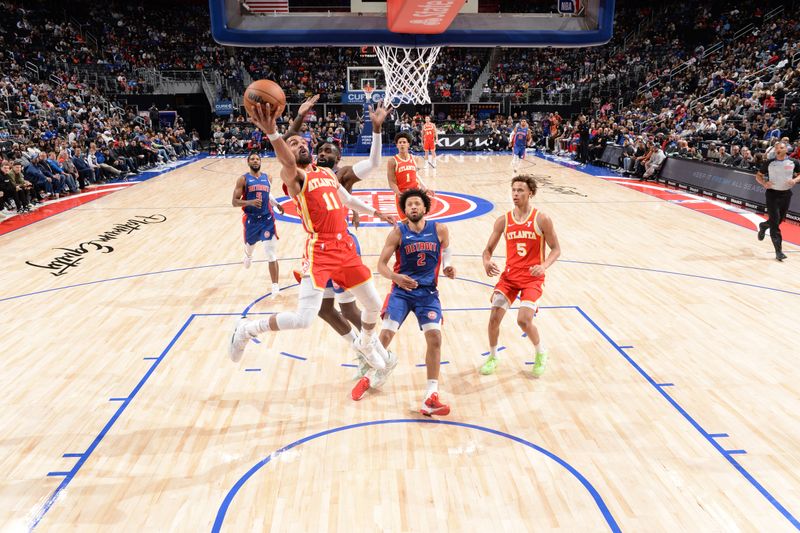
[483,215,505,277]
[530,212,561,277]
[338,100,390,186]
[377,227,417,290]
[250,103,299,187]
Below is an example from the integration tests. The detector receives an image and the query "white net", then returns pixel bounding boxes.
[374,45,442,107]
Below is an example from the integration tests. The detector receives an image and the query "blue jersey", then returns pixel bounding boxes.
[394,220,441,288]
[514,127,529,148]
[301,131,313,151]
[243,173,273,217]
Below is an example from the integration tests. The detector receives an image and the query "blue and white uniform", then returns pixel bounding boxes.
[242,172,277,245]
[381,220,443,331]
[513,126,529,159]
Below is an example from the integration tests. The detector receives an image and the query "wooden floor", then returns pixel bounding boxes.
[2,153,799,532]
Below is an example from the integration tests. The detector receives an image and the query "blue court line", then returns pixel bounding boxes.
[656,383,675,387]
[521,332,527,337]
[242,283,300,316]
[279,351,306,361]
[524,361,534,365]
[62,453,83,458]
[726,450,748,455]
[211,419,621,533]
[46,472,71,477]
[619,345,634,349]
[108,397,127,402]
[481,346,506,356]
[244,368,261,372]
[574,305,799,530]
[710,433,730,439]
[29,314,196,530]
[250,338,261,344]
[415,361,449,367]
[340,363,358,368]
[143,357,158,361]
[5,255,800,305]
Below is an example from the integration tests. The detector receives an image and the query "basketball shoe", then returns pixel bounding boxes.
[420,393,450,416]
[371,350,397,389]
[351,374,371,401]
[228,317,254,362]
[270,283,280,300]
[532,350,548,377]
[479,355,498,375]
[355,335,386,370]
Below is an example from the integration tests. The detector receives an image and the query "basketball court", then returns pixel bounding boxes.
[2,0,800,530]
[2,149,799,531]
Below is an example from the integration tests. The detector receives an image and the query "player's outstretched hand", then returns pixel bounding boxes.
[369,99,391,130]
[530,265,545,277]
[252,103,277,134]
[298,94,320,117]
[443,266,456,279]
[393,273,418,291]
[375,210,397,226]
[274,203,284,215]
[484,260,501,277]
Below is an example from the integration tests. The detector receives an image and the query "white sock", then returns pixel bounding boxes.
[535,343,545,354]
[245,318,271,336]
[342,327,358,344]
[425,379,438,399]
[489,345,498,358]
[272,283,280,292]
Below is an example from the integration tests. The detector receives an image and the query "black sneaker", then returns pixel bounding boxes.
[758,225,767,241]
[776,252,787,262]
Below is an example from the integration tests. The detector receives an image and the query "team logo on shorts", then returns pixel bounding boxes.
[263,230,271,239]
[274,189,493,227]
[427,311,438,320]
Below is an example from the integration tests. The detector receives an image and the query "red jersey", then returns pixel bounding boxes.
[423,123,436,140]
[295,166,348,235]
[393,154,419,192]
[503,208,544,279]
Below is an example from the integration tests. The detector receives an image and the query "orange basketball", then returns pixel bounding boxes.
[243,79,286,121]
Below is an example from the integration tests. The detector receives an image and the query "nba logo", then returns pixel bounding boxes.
[427,311,437,320]
[558,0,578,13]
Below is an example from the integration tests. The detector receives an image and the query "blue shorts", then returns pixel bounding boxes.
[326,230,360,292]
[243,214,277,245]
[381,286,442,330]
[513,144,526,158]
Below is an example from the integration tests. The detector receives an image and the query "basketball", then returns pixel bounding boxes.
[243,79,285,121]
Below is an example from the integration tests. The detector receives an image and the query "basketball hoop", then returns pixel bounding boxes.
[363,82,375,103]
[374,46,442,107]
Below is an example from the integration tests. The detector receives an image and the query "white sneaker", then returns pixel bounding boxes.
[228,317,254,362]
[243,255,252,269]
[355,336,385,370]
[270,283,280,300]
[371,350,397,389]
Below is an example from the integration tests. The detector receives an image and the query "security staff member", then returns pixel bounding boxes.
[755,141,800,261]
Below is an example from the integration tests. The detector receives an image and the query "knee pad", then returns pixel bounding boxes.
[263,239,277,262]
[275,278,322,330]
[491,291,510,310]
[349,281,381,324]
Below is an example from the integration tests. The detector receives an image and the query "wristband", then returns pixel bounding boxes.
[267,132,280,142]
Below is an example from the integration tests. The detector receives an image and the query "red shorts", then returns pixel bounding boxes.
[423,137,435,151]
[492,272,544,306]
[302,233,371,290]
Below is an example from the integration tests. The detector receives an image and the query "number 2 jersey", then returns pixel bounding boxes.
[394,219,441,289]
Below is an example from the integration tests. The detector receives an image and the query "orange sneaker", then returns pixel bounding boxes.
[292,269,302,283]
[351,376,370,401]
[420,393,450,416]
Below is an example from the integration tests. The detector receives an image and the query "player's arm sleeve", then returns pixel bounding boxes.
[351,130,382,179]
[336,184,376,215]
[269,195,280,208]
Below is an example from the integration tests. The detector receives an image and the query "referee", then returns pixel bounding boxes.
[755,141,800,261]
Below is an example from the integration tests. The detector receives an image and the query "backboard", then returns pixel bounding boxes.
[210,0,615,48]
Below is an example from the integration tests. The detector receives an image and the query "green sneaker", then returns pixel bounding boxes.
[532,350,548,377]
[480,355,499,375]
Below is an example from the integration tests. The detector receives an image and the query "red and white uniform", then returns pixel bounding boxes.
[423,122,436,151]
[493,208,545,305]
[393,154,419,221]
[294,166,371,290]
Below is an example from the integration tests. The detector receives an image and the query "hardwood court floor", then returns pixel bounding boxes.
[1,153,798,531]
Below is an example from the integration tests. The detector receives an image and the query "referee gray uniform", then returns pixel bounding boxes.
[757,155,800,261]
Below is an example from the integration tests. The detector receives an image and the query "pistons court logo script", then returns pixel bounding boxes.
[274,189,493,227]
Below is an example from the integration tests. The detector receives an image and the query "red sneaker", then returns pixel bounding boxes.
[420,393,450,416]
[292,269,302,283]
[351,376,370,401]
